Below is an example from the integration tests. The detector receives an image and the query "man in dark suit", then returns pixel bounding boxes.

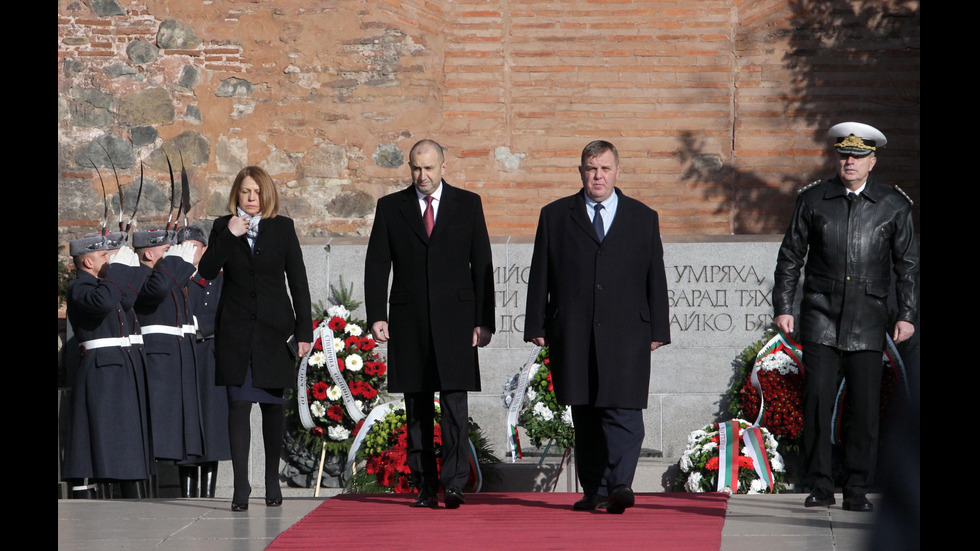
[365,139,495,509]
[524,140,670,514]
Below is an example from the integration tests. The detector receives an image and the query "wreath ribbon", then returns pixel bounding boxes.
[831,333,910,446]
[741,425,776,492]
[748,329,803,426]
[296,324,321,430]
[322,325,366,423]
[506,345,542,462]
[715,420,740,493]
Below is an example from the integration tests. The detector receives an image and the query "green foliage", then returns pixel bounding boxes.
[517,347,575,450]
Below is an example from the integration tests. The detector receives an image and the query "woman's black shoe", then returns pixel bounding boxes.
[231,501,249,512]
[266,497,283,507]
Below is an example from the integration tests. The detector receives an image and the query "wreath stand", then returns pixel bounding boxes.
[538,438,575,492]
[311,440,355,497]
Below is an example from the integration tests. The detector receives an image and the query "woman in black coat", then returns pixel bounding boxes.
[199,166,313,511]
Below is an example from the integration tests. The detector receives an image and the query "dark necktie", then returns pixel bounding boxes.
[423,196,435,237]
[593,203,605,242]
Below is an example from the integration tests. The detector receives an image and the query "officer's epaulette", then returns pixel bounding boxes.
[892,184,914,206]
[797,179,823,194]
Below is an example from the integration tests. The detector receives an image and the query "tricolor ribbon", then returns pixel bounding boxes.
[831,333,910,446]
[506,345,542,462]
[741,425,776,492]
[715,420,740,493]
[749,330,804,426]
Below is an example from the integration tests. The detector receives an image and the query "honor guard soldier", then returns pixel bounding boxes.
[177,225,231,498]
[133,229,207,494]
[62,234,155,499]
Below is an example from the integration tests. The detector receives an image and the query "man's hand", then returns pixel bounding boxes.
[530,337,548,347]
[298,341,312,357]
[892,320,914,344]
[650,341,666,351]
[775,314,794,335]
[371,321,389,343]
[473,326,492,348]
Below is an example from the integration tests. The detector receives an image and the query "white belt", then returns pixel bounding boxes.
[129,334,144,345]
[80,337,133,350]
[141,324,184,337]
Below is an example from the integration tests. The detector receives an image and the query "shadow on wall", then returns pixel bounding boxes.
[677,0,920,235]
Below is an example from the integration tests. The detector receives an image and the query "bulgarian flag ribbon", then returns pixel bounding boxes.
[741,425,776,492]
[715,420,741,493]
[749,329,804,426]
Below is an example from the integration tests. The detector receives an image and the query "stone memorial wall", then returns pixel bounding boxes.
[302,235,786,460]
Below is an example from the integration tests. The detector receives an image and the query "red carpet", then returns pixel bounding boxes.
[267,492,729,550]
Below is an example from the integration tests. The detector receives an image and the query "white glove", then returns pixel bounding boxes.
[164,242,187,260]
[110,246,138,266]
[180,242,198,264]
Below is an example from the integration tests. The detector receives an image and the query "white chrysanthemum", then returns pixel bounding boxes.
[561,407,573,425]
[759,350,799,375]
[770,453,785,472]
[533,402,554,421]
[346,354,363,371]
[526,388,537,401]
[328,425,351,441]
[748,479,765,494]
[327,305,350,319]
[685,472,703,493]
[679,452,693,473]
[687,429,708,446]
[333,338,344,352]
[345,323,363,337]
[310,401,326,417]
[308,351,326,367]
[701,441,718,454]
[354,400,364,411]
[327,385,342,400]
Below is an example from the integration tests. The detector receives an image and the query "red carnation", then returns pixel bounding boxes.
[312,426,324,437]
[337,358,345,371]
[706,456,719,471]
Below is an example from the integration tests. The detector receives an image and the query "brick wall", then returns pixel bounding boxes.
[58,0,919,246]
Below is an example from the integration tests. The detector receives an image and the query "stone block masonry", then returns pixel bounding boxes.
[58,0,919,251]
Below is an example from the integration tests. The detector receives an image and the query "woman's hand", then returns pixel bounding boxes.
[228,214,250,237]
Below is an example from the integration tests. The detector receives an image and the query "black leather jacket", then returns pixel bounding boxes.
[773,174,919,352]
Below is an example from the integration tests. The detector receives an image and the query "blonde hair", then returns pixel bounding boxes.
[227,166,280,218]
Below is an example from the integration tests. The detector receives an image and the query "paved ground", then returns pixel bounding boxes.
[57,487,884,550]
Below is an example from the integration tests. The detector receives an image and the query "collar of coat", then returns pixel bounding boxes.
[398,180,457,242]
[823,174,885,203]
[570,187,627,245]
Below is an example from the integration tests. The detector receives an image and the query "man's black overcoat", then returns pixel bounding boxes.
[524,188,670,409]
[364,183,495,393]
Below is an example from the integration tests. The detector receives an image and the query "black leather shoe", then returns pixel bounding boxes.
[573,494,607,511]
[605,485,635,514]
[444,487,465,509]
[231,501,249,512]
[411,489,439,508]
[266,497,283,507]
[842,494,873,512]
[804,489,836,508]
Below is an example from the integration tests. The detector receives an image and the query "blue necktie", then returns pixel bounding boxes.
[593,203,605,242]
